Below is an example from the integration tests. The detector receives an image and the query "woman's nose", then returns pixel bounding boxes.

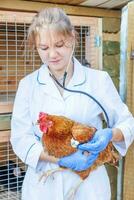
[49,48,58,58]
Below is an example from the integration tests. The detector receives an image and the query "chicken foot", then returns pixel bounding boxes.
[39,167,65,183]
[65,179,83,200]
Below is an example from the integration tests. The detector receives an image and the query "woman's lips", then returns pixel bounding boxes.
[50,59,61,64]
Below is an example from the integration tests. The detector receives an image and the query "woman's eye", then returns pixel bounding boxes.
[56,42,64,48]
[40,47,48,51]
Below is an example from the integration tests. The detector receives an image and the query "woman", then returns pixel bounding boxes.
[11,7,134,200]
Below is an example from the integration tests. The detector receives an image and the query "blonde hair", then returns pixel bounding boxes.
[27,7,77,49]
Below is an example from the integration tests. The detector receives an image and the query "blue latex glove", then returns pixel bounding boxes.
[58,150,99,171]
[78,128,113,154]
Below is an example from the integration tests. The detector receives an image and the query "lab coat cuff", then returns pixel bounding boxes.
[112,124,133,156]
[25,141,43,169]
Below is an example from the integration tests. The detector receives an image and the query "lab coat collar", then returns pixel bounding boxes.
[38,57,86,86]
[37,57,86,99]
[68,57,86,87]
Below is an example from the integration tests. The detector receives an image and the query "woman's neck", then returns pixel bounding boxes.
[48,61,74,83]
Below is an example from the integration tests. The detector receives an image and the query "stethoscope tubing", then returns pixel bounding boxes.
[37,70,110,128]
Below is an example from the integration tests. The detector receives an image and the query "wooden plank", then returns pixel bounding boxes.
[27,0,70,3]
[81,0,129,8]
[0,0,121,18]
[81,0,107,6]
[0,102,13,114]
[103,32,120,41]
[70,15,99,25]
[0,120,10,131]
[98,18,102,70]
[0,11,101,26]
[66,0,87,5]
[27,0,87,4]
[0,10,35,23]
[98,0,130,9]
[0,130,10,143]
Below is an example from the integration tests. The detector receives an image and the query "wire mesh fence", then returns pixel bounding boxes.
[0,190,21,200]
[0,141,26,200]
[0,21,41,102]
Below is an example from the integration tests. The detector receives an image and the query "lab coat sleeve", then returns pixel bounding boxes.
[10,78,43,169]
[101,72,134,156]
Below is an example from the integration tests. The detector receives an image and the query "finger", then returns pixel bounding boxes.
[78,140,102,152]
[58,157,71,167]
[87,153,99,166]
[60,160,74,169]
[83,151,91,156]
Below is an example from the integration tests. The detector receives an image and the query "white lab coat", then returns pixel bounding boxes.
[11,58,134,200]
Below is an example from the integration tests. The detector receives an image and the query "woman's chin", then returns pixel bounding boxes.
[49,63,66,71]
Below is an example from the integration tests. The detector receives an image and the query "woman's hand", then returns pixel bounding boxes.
[39,150,59,163]
[78,128,113,154]
[58,150,98,171]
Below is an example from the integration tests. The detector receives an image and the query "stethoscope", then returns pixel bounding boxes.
[36,69,110,128]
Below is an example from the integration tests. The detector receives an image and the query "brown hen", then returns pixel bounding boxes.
[38,112,119,180]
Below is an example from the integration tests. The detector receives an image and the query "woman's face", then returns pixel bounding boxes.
[36,28,74,75]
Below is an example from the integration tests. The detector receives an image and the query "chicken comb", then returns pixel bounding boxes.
[38,112,53,133]
[39,112,48,121]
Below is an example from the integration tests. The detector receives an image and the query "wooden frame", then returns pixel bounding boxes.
[0,103,12,143]
[0,131,10,143]
[0,103,13,114]
[0,0,121,18]
[0,10,102,68]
